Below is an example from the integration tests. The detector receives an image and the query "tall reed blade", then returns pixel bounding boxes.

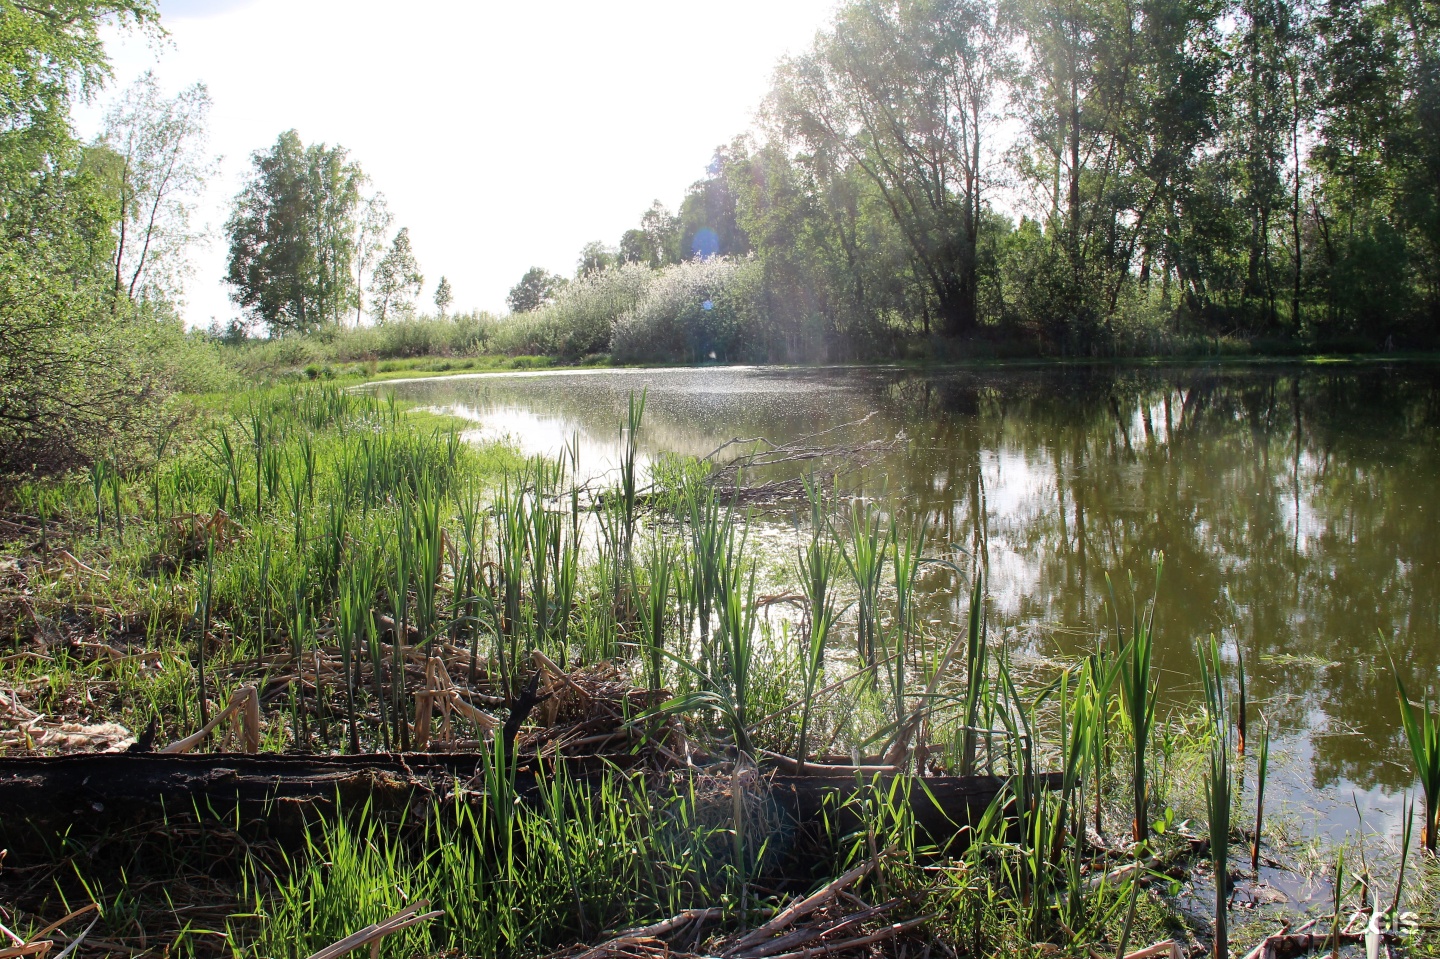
[1198,635,1231,959]
[1112,559,1162,846]
[635,531,675,691]
[1391,651,1440,853]
[885,514,929,760]
[1251,717,1269,874]
[840,499,888,669]
[618,389,647,570]
[195,535,215,729]
[795,477,840,773]
[960,570,988,777]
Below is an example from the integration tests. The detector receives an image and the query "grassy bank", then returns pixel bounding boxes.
[1,381,1437,959]
[207,308,1439,389]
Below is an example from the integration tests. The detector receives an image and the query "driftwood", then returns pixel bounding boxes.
[0,904,98,959]
[701,414,903,505]
[412,658,498,750]
[724,859,876,955]
[548,856,930,959]
[158,685,260,754]
[303,902,442,959]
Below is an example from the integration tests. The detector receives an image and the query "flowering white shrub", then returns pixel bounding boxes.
[611,257,765,363]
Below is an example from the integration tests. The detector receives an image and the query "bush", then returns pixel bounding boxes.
[0,258,178,480]
[491,264,651,358]
[611,257,765,363]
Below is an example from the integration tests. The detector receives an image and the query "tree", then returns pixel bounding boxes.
[677,144,752,260]
[351,190,392,325]
[99,70,214,305]
[506,266,565,313]
[225,129,363,334]
[770,0,1008,336]
[369,227,423,322]
[618,202,681,267]
[576,240,617,277]
[433,275,453,316]
[0,0,163,481]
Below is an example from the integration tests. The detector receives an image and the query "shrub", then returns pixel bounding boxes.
[491,264,651,358]
[611,257,765,363]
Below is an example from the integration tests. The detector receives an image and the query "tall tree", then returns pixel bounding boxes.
[99,70,214,305]
[576,240,617,277]
[225,129,363,334]
[368,226,423,322]
[770,0,1008,336]
[351,190,392,325]
[1005,0,1223,337]
[618,202,681,267]
[506,266,565,313]
[433,275,452,316]
[677,144,752,260]
[0,0,162,479]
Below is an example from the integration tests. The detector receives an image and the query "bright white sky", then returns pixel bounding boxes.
[77,0,838,326]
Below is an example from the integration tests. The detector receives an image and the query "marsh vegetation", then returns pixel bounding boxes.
[2,367,1439,958]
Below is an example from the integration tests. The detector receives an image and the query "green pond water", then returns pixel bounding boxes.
[380,362,1440,839]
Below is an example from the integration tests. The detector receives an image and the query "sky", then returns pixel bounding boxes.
[77,0,839,327]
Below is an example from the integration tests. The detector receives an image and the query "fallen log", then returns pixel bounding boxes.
[0,753,1058,860]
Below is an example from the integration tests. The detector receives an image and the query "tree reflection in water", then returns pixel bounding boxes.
[385,362,1440,811]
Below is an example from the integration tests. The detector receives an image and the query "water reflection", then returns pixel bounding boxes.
[380,363,1440,819]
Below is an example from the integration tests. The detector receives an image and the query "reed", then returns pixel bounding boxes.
[1197,634,1231,959]
[1235,637,1247,756]
[1111,560,1162,846]
[1392,654,1440,853]
[617,389,647,568]
[454,484,485,683]
[337,551,378,753]
[491,475,528,693]
[290,585,311,744]
[1251,716,1269,874]
[89,459,106,536]
[246,402,266,515]
[714,550,759,755]
[411,487,444,652]
[795,478,841,772]
[884,515,928,752]
[958,570,989,777]
[1331,848,1346,959]
[1390,793,1415,923]
[683,485,733,662]
[389,507,412,750]
[664,520,757,755]
[195,535,215,728]
[635,530,675,691]
[840,499,888,669]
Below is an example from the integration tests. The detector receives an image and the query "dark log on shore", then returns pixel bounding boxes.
[0,753,1060,857]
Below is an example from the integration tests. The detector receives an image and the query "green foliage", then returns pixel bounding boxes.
[1392,651,1440,853]
[533,0,1440,357]
[1111,562,1162,846]
[225,129,364,333]
[1197,635,1232,959]
[0,0,177,481]
[611,256,765,363]
[370,226,424,323]
[505,265,566,314]
[247,774,741,959]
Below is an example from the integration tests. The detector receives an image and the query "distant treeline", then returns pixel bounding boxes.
[501,0,1438,360]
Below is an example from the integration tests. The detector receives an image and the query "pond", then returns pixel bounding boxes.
[379,362,1440,839]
